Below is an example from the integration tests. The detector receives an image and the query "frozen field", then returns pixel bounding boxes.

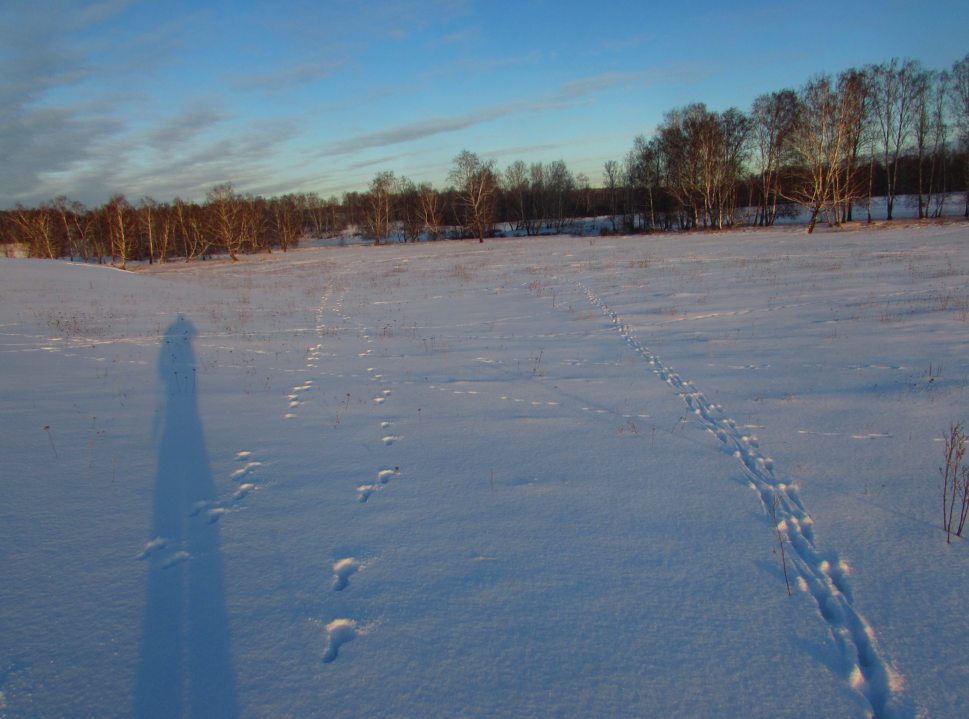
[2,224,969,718]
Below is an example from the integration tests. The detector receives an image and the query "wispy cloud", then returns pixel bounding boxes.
[346,151,424,171]
[483,142,575,161]
[147,105,227,149]
[582,33,654,57]
[422,50,542,79]
[226,60,343,94]
[315,62,696,163]
[0,0,204,205]
[555,63,704,101]
[319,103,521,157]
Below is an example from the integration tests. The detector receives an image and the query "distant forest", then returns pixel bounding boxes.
[4,54,969,264]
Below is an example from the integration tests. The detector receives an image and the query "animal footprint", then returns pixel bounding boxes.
[160,551,190,569]
[333,558,360,591]
[357,485,377,503]
[322,619,357,663]
[231,462,261,480]
[382,436,399,445]
[136,537,168,560]
[189,500,213,517]
[206,508,230,524]
[231,484,255,502]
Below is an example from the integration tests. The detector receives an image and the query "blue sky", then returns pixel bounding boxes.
[2,0,967,207]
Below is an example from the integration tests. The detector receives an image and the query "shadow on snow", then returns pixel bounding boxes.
[134,316,239,719]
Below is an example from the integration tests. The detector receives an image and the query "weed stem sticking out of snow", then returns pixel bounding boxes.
[44,426,57,458]
[768,496,792,596]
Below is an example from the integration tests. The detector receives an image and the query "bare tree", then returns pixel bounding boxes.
[751,90,799,226]
[305,193,328,237]
[840,68,872,223]
[655,103,751,230]
[63,198,95,261]
[137,197,160,264]
[173,198,209,262]
[544,160,576,231]
[603,160,622,232]
[448,150,496,242]
[268,195,302,251]
[244,195,271,252]
[417,183,444,241]
[395,176,423,242]
[928,71,951,218]
[786,72,868,233]
[206,183,246,260]
[950,53,969,218]
[102,195,138,268]
[625,135,663,231]
[365,171,395,245]
[12,203,57,258]
[870,58,923,220]
[503,160,531,233]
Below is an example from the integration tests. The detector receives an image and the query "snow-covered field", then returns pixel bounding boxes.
[2,223,969,719]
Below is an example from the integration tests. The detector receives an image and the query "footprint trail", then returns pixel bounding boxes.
[576,280,901,719]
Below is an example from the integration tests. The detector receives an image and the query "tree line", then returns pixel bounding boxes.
[609,54,969,234]
[4,54,969,261]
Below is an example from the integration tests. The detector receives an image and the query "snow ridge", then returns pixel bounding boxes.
[575,281,901,719]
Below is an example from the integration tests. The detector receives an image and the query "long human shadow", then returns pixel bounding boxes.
[134,316,239,719]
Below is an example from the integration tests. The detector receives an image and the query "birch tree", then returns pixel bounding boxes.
[448,150,496,243]
[365,171,395,245]
[870,58,922,220]
[785,72,868,233]
[950,53,969,218]
[206,183,245,260]
[751,90,798,226]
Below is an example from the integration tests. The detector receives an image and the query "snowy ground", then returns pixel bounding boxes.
[2,223,968,718]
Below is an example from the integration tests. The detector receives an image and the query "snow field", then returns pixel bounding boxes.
[2,223,969,718]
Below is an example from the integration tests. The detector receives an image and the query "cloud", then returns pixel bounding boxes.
[483,142,574,160]
[262,0,473,49]
[10,112,302,207]
[147,106,227,149]
[315,60,702,165]
[346,151,424,172]
[582,33,653,57]
[422,50,542,79]
[555,64,703,101]
[0,0,198,205]
[318,103,521,157]
[227,61,343,94]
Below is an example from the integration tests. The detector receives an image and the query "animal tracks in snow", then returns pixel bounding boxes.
[321,619,357,663]
[136,537,168,560]
[357,468,400,503]
[332,558,361,591]
[230,461,261,480]
[136,539,189,569]
[575,280,900,719]
[137,450,262,568]
[185,452,260,526]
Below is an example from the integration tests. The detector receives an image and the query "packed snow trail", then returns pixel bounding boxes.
[575,280,901,719]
